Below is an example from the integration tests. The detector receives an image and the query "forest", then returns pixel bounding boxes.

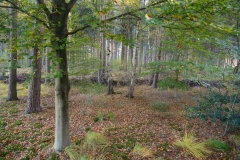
[0,0,240,159]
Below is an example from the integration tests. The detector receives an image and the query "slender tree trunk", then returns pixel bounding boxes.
[45,47,51,84]
[138,37,143,74]
[8,0,18,101]
[107,47,114,95]
[126,21,140,98]
[233,19,240,74]
[152,27,162,88]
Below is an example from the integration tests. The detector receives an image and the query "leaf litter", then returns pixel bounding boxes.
[0,84,237,159]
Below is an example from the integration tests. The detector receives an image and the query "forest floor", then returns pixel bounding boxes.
[0,81,239,160]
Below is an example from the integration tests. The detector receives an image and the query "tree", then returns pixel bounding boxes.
[24,17,44,114]
[7,0,18,101]
[126,20,141,98]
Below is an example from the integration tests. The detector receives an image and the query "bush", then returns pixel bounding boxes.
[157,78,188,91]
[185,91,240,130]
[150,101,169,112]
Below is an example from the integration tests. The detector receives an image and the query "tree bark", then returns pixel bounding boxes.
[8,0,18,101]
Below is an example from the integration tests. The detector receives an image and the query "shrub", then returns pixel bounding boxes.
[175,132,210,159]
[185,91,240,130]
[204,139,232,152]
[157,77,189,91]
[150,101,169,112]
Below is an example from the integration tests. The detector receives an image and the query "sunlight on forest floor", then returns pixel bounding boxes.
[0,82,51,99]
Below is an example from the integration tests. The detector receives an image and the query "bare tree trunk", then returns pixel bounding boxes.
[126,21,140,98]
[106,46,114,95]
[45,47,51,84]
[152,27,162,88]
[138,37,143,74]
[8,0,18,101]
[233,19,240,74]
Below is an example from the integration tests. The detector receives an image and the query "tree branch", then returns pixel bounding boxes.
[37,0,51,20]
[0,5,15,9]
[67,0,77,12]
[3,0,50,29]
[67,0,167,35]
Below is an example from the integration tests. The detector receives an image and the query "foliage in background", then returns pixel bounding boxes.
[175,132,210,159]
[157,77,189,91]
[74,79,106,95]
[185,91,240,131]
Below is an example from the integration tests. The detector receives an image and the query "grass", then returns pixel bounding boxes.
[229,135,240,145]
[175,132,210,159]
[65,132,108,160]
[0,82,51,99]
[150,101,169,112]
[204,139,232,152]
[132,144,153,158]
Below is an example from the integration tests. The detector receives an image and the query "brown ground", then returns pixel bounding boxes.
[0,84,238,160]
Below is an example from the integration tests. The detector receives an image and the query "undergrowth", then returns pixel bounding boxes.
[150,101,169,112]
[204,139,232,152]
[175,132,210,159]
[185,91,240,131]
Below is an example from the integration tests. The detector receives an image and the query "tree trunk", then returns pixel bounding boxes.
[107,47,114,95]
[49,1,71,152]
[25,28,43,114]
[233,19,240,74]
[8,0,18,101]
[126,21,140,98]
[152,27,162,88]
[45,47,51,84]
